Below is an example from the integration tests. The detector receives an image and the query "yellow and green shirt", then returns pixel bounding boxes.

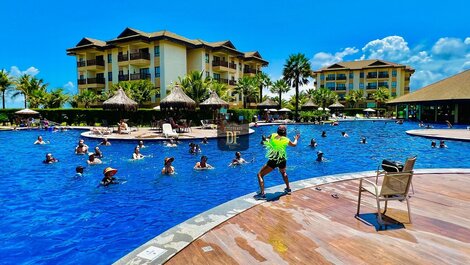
[264,133,289,162]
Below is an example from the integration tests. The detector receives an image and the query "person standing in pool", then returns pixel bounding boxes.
[194,155,213,169]
[255,125,300,199]
[34,136,46,145]
[101,167,118,186]
[161,157,175,175]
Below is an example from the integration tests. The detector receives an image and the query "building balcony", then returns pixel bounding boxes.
[77,61,86,68]
[130,73,151,80]
[336,86,347,91]
[129,52,151,66]
[325,77,335,81]
[229,80,237,86]
[85,59,105,70]
[366,86,377,90]
[118,74,129,81]
[77,79,87,85]
[244,68,259,75]
[336,76,347,80]
[229,63,237,70]
[213,61,236,73]
[378,74,389,78]
[366,74,378,79]
[87,77,105,84]
[118,53,129,62]
[213,61,228,67]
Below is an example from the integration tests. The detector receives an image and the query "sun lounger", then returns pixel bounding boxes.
[200,120,216,129]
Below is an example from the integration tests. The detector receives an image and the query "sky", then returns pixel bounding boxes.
[1,0,469,108]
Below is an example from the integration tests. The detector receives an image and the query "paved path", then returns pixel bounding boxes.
[407,129,470,141]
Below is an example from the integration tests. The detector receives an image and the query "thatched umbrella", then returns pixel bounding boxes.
[15,108,39,115]
[159,85,196,111]
[200,91,229,120]
[257,98,278,109]
[328,101,345,109]
[102,88,138,111]
[301,99,318,110]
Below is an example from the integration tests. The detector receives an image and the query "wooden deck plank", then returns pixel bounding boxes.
[166,173,470,265]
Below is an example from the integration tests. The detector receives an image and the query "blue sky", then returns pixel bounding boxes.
[1,0,469,107]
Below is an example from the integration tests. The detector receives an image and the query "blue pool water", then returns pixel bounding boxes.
[1,121,469,264]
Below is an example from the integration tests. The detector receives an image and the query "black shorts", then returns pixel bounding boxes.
[267,159,287,169]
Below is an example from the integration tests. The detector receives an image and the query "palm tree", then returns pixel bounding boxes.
[234,76,258,108]
[312,88,337,109]
[210,81,232,102]
[255,72,271,102]
[270,79,290,109]
[12,74,32,108]
[77,89,98,108]
[178,71,210,106]
[106,80,156,106]
[46,88,70,108]
[282,53,312,119]
[373,87,390,108]
[345,90,357,108]
[0,70,13,109]
[27,77,49,108]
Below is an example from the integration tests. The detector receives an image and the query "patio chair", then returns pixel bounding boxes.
[200,120,216,129]
[357,171,414,226]
[162,123,178,138]
[376,156,417,193]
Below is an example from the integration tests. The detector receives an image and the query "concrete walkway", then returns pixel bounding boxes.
[407,129,470,141]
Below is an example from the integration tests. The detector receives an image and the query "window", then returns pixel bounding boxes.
[349,83,353,89]
[359,83,364,89]
[107,54,112,63]
[79,74,84,80]
[154,46,160,57]
[337,74,346,80]
[360,72,364,78]
[337,84,346,90]
[320,74,324,80]
[378,81,388,88]
[392,70,397,77]
[367,82,377,89]
[206,71,210,78]
[155,67,160,77]
[239,63,242,71]
[205,53,209,63]
[349,73,353,79]
[326,74,335,80]
[392,81,397,88]
[108,72,112,81]
[213,73,220,81]
[326,82,335,89]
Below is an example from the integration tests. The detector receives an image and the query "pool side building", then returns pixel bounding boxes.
[313,60,414,107]
[387,69,470,124]
[66,27,268,107]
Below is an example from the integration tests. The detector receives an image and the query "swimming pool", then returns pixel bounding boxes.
[1,121,469,264]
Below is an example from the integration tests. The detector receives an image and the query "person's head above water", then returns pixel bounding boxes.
[76,165,84,173]
[235,152,241,158]
[201,155,208,162]
[103,167,117,177]
[277,125,287,136]
[164,157,174,166]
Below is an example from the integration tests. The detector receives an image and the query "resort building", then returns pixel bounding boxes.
[388,69,470,124]
[313,60,415,107]
[66,27,268,106]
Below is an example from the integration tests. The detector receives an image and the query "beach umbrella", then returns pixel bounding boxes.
[15,108,39,115]
[153,105,161,110]
[301,99,318,110]
[328,101,345,109]
[200,91,229,120]
[278,108,291,112]
[257,98,278,109]
[159,85,196,111]
[102,88,138,111]
[269,108,278,112]
[363,108,376,112]
[318,107,330,112]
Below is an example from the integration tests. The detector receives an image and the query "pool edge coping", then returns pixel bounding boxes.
[114,168,470,265]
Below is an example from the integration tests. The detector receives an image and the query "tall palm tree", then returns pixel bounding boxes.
[12,74,32,108]
[46,88,70,108]
[234,76,258,108]
[255,72,271,102]
[373,87,390,108]
[27,77,49,108]
[282,53,312,119]
[270,79,290,108]
[77,89,98,108]
[312,88,337,109]
[210,81,232,101]
[106,80,156,106]
[178,71,210,106]
[0,70,13,109]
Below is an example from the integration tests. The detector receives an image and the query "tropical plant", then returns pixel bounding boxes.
[311,88,337,109]
[69,94,79,108]
[345,89,365,108]
[77,89,99,108]
[255,72,271,102]
[178,71,210,105]
[210,81,233,102]
[12,74,33,108]
[106,80,156,105]
[270,79,290,108]
[282,53,312,118]
[286,91,309,110]
[45,88,70,108]
[0,70,13,109]
[234,76,259,108]
[373,87,391,108]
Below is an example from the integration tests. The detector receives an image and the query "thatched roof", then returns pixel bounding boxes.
[257,98,278,109]
[301,99,318,109]
[160,85,196,110]
[314,59,414,73]
[329,101,345,108]
[102,88,138,111]
[200,91,229,108]
[388,69,470,104]
[15,108,39,115]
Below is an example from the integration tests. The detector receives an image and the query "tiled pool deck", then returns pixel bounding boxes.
[115,168,470,265]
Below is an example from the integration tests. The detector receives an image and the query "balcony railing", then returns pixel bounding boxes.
[130,52,150,60]
[219,78,229,84]
[366,86,377,90]
[212,61,229,67]
[325,77,335,81]
[229,80,237,85]
[118,74,129,81]
[77,61,86,67]
[336,86,347,90]
[336,76,347,80]
[229,63,237,70]
[77,79,86,85]
[86,59,105,66]
[378,74,389,78]
[87,77,105,84]
[244,68,258,74]
[130,73,151,80]
[367,74,378,78]
[118,54,129,62]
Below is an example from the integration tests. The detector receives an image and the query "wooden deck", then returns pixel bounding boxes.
[166,173,470,265]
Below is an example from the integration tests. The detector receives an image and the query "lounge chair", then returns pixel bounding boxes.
[357,171,414,226]
[162,123,178,138]
[200,120,216,129]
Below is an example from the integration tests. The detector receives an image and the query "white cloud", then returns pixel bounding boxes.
[311,47,358,69]
[431,37,467,58]
[8,66,40,77]
[465,37,470,45]
[361,36,410,61]
[63,81,75,94]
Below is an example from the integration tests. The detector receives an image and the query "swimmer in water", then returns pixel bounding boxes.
[166,138,177,147]
[132,146,144,160]
[94,146,103,158]
[194,155,213,169]
[229,152,247,166]
[75,166,84,177]
[201,137,208,144]
[34,135,46,145]
[100,167,118,186]
[75,139,89,154]
[431,140,437,148]
[87,153,102,165]
[316,151,324,162]
[44,153,59,164]
[137,140,146,149]
[99,137,111,146]
[439,140,447,148]
[309,138,317,147]
[341,131,349,138]
[321,131,327,137]
[161,157,175,175]
[360,137,367,144]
